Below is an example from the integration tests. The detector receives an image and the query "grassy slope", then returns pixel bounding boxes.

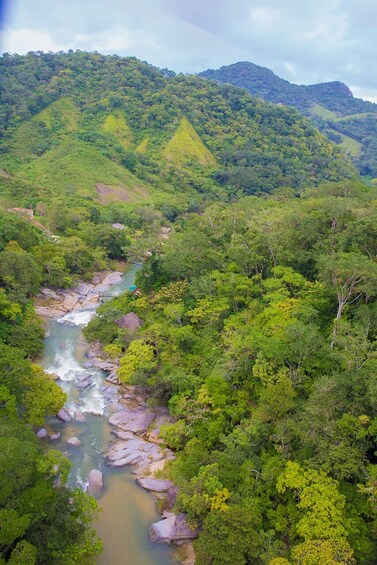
[334,112,375,122]
[16,138,150,199]
[336,132,362,156]
[102,113,132,148]
[310,104,337,120]
[163,117,217,168]
[309,105,364,157]
[37,98,79,132]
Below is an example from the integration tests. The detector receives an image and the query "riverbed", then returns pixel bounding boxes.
[39,265,177,565]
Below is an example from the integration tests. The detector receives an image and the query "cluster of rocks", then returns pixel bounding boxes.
[56,408,87,423]
[149,513,199,546]
[104,386,198,550]
[35,271,123,318]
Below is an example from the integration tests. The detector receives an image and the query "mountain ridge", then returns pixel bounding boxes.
[199,61,377,177]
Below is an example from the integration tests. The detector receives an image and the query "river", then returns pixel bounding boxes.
[40,264,177,565]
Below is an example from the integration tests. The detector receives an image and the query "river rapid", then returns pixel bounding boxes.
[39,264,177,565]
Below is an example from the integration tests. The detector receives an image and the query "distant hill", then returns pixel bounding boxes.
[199,61,377,178]
[0,52,356,211]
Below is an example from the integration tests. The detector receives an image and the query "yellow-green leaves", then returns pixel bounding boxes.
[118,339,157,383]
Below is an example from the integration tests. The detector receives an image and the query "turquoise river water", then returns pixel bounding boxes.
[39,264,177,565]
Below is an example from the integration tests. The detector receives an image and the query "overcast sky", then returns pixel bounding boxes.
[1,0,377,101]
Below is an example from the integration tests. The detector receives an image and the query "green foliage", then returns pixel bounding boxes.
[0,51,356,207]
[200,61,377,177]
[85,184,377,564]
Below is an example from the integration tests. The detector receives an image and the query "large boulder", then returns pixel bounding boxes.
[87,469,103,495]
[149,515,176,544]
[115,312,143,331]
[137,478,173,492]
[149,514,199,545]
[108,408,155,435]
[40,288,61,301]
[36,428,48,439]
[170,514,199,544]
[67,436,81,447]
[62,294,79,312]
[106,436,163,470]
[49,432,61,441]
[75,373,93,390]
[57,408,71,422]
[74,411,86,423]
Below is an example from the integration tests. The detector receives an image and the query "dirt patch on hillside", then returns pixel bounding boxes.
[95,183,148,204]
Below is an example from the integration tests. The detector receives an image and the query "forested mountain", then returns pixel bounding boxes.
[1,51,377,565]
[199,61,377,178]
[0,51,355,212]
[87,181,377,565]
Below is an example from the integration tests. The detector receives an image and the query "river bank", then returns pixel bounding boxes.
[35,265,196,565]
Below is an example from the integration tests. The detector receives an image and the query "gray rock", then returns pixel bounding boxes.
[40,288,61,301]
[87,469,103,494]
[76,377,93,390]
[57,408,71,422]
[74,411,86,423]
[106,372,120,384]
[36,428,48,439]
[101,272,123,286]
[108,408,155,434]
[35,306,63,318]
[62,294,79,311]
[97,361,116,371]
[170,514,199,543]
[74,283,95,297]
[49,432,61,441]
[149,514,198,545]
[106,434,165,474]
[137,478,173,492]
[67,436,81,447]
[81,294,100,309]
[149,515,176,544]
[165,485,178,509]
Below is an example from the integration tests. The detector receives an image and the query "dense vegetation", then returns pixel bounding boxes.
[86,179,377,564]
[0,209,102,563]
[199,62,377,178]
[1,51,374,564]
[0,51,355,211]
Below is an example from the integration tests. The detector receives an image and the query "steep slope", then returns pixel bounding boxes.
[163,117,217,168]
[199,61,377,177]
[0,51,357,208]
[16,138,149,200]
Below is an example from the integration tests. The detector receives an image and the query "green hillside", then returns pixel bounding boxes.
[16,138,149,200]
[163,117,217,168]
[1,51,377,565]
[0,51,357,209]
[102,113,132,148]
[199,61,377,176]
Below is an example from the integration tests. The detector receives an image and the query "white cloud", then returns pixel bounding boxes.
[284,62,298,77]
[1,28,69,54]
[248,7,281,31]
[350,85,377,103]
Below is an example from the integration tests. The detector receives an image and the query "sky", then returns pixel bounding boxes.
[1,0,377,102]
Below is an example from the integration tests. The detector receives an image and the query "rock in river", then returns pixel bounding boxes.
[57,408,71,422]
[87,469,103,495]
[137,478,173,492]
[67,436,81,447]
[108,408,156,435]
[149,513,199,545]
[74,410,86,423]
[36,428,48,439]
